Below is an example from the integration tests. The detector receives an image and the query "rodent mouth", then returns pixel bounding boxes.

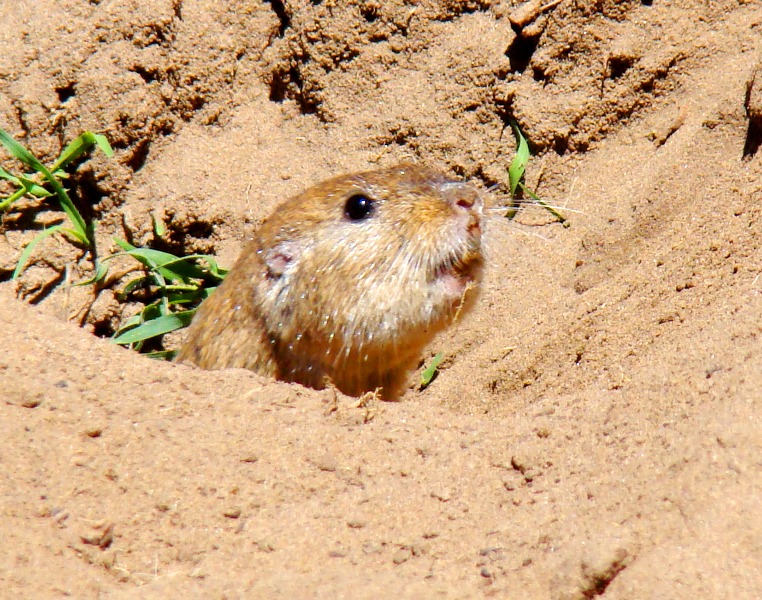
[432,252,483,299]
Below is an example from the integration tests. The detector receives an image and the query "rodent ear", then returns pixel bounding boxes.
[264,240,303,278]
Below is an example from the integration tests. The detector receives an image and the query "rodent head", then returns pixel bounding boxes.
[253,163,484,397]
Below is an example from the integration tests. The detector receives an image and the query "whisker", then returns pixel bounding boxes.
[503,225,553,242]
[484,216,554,242]
[487,203,586,215]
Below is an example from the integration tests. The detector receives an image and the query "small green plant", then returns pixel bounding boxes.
[507,121,568,227]
[94,240,228,358]
[1,127,226,357]
[0,127,114,278]
[420,352,444,390]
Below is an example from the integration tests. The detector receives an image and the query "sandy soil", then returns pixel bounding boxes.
[1,0,761,598]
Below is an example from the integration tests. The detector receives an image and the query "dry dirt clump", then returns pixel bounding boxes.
[1,1,762,598]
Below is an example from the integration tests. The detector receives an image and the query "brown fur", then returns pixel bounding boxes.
[176,164,484,400]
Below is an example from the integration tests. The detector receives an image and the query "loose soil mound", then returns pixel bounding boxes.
[1,1,761,597]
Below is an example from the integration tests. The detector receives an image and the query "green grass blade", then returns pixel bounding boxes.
[92,133,114,158]
[0,187,28,211]
[118,275,151,299]
[120,313,144,330]
[16,174,53,198]
[518,182,569,227]
[192,255,229,280]
[0,166,20,184]
[12,224,65,279]
[0,168,51,203]
[165,286,215,304]
[0,127,89,244]
[113,310,196,345]
[143,349,177,361]
[114,239,213,281]
[140,302,164,321]
[51,131,114,172]
[151,213,166,237]
[420,352,443,389]
[508,121,530,196]
[76,260,111,286]
[50,135,91,171]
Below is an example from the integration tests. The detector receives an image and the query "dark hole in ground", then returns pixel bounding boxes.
[268,65,319,115]
[55,82,76,103]
[361,4,379,22]
[127,138,151,172]
[183,221,214,240]
[92,319,115,339]
[507,33,539,74]
[742,120,762,159]
[607,55,635,79]
[553,134,570,155]
[153,217,219,257]
[131,66,158,84]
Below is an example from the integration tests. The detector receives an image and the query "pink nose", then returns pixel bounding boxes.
[439,183,483,244]
[441,183,483,215]
[456,191,480,211]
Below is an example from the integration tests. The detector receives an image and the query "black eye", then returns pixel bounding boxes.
[344,194,375,221]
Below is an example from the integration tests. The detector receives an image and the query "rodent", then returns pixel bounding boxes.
[176,163,484,400]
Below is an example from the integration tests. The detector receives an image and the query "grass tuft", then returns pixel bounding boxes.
[107,239,227,354]
[507,121,569,227]
[1,128,226,357]
[0,127,114,277]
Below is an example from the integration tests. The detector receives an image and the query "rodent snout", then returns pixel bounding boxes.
[440,182,483,216]
[439,183,483,242]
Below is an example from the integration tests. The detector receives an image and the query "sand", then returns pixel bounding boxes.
[1,0,761,597]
